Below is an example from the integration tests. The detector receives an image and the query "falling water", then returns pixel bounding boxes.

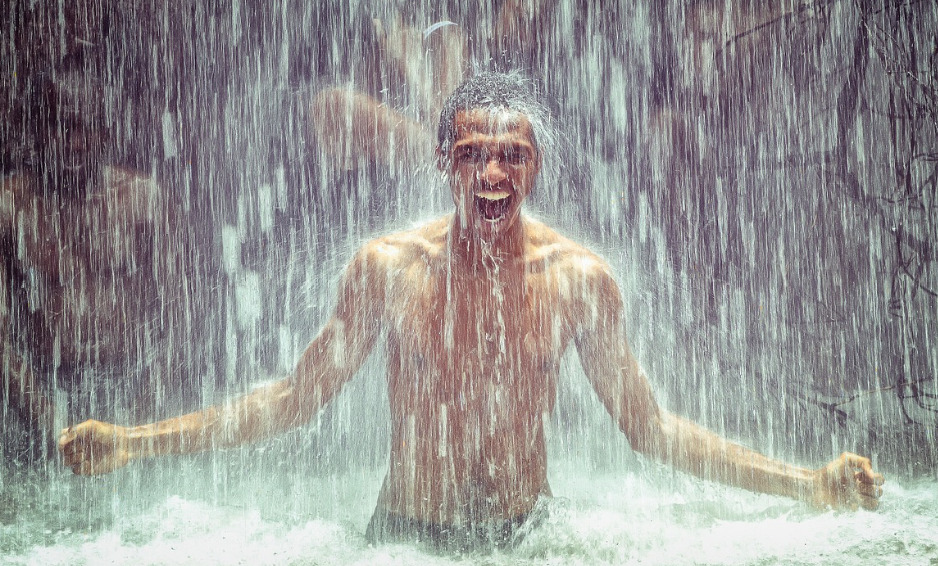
[2,1,937,564]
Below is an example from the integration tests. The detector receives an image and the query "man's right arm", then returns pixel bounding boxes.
[59,244,388,475]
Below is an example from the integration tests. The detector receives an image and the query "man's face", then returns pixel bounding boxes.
[443,108,540,241]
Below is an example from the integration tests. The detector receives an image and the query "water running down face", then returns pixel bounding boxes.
[445,108,540,240]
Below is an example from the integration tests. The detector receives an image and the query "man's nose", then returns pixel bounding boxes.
[480,158,508,185]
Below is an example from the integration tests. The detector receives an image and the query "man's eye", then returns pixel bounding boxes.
[458,148,485,164]
[504,150,526,165]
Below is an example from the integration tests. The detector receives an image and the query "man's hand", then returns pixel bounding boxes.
[812,452,884,510]
[58,420,133,476]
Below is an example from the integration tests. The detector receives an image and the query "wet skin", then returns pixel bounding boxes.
[59,109,884,523]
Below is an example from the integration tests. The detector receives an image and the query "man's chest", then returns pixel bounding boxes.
[385,268,573,383]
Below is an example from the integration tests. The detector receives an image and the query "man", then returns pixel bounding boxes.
[59,72,883,551]
[2,59,209,451]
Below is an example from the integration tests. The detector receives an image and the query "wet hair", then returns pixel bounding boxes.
[436,71,553,165]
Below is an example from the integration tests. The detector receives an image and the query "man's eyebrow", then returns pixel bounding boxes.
[452,141,536,157]
[453,137,535,148]
[500,141,537,156]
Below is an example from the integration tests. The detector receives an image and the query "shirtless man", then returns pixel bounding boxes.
[2,63,203,445]
[59,72,883,550]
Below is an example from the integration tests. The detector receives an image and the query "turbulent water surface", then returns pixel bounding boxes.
[2,453,937,566]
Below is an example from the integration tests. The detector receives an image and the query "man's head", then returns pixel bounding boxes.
[437,71,552,241]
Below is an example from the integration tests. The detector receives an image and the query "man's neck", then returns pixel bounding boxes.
[448,216,527,272]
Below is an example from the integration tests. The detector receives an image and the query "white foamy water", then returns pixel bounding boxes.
[2,454,935,566]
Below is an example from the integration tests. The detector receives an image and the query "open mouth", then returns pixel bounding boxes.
[474,190,512,222]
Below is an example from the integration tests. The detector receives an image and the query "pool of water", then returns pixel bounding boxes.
[2,446,935,566]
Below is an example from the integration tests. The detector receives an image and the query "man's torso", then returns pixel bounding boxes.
[366,215,602,524]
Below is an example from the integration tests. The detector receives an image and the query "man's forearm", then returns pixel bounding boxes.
[648,412,815,500]
[124,379,306,460]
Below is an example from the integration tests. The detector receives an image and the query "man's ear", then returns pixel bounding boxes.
[435,147,447,171]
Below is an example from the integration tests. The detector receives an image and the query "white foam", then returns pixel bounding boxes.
[6,464,936,566]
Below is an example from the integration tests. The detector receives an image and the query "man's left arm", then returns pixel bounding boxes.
[573,263,884,510]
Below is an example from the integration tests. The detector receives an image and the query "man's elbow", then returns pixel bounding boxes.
[620,411,668,458]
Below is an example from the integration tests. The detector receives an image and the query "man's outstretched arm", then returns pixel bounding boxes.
[574,264,884,510]
[59,245,387,475]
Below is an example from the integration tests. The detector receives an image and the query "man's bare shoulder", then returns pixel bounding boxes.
[523,217,623,316]
[355,215,451,269]
[523,216,612,278]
